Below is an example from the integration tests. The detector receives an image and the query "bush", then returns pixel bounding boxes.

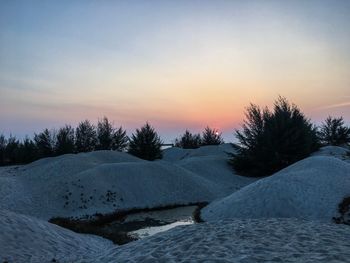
[318,116,350,146]
[230,97,319,177]
[128,123,162,160]
[175,130,201,149]
[201,126,224,146]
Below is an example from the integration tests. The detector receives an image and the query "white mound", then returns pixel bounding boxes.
[1,145,254,220]
[94,219,350,263]
[0,159,220,220]
[162,143,234,162]
[202,156,350,221]
[0,210,114,263]
[313,146,350,162]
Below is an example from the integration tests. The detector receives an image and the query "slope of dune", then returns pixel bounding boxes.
[202,156,350,221]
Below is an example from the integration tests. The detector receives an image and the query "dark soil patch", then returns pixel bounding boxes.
[333,196,350,225]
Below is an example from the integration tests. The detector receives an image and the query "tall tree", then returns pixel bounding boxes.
[55,125,75,155]
[128,123,162,160]
[75,120,97,152]
[112,126,129,151]
[318,116,350,146]
[19,137,38,163]
[0,134,6,165]
[230,97,320,177]
[97,117,114,150]
[4,135,20,164]
[201,126,224,146]
[34,128,55,158]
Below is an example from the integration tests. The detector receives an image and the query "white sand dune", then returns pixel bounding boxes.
[0,209,114,263]
[1,145,350,262]
[101,219,350,263]
[0,144,253,220]
[202,156,350,221]
[2,211,349,263]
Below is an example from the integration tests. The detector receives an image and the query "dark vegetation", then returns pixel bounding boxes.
[229,97,321,177]
[1,97,348,172]
[318,116,350,146]
[174,127,224,149]
[49,202,208,245]
[1,117,130,165]
[333,196,350,226]
[128,122,163,161]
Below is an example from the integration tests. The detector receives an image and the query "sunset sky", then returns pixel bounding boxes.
[1,0,349,142]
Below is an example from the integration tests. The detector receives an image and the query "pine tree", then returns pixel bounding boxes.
[18,137,38,164]
[201,126,224,146]
[0,134,6,165]
[55,125,75,155]
[318,116,350,146]
[230,97,320,177]
[97,117,114,150]
[128,123,162,160]
[34,128,55,158]
[112,126,129,151]
[4,135,20,164]
[75,120,97,152]
[175,130,201,149]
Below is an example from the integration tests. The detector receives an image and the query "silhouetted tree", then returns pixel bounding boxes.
[112,126,129,151]
[0,134,6,165]
[175,130,201,149]
[19,137,38,163]
[55,125,75,155]
[201,126,224,146]
[97,117,114,150]
[318,116,350,146]
[75,120,97,152]
[230,97,319,177]
[4,135,20,164]
[34,128,55,158]
[128,123,162,160]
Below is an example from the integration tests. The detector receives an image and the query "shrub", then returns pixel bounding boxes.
[230,97,319,177]
[128,123,162,160]
[201,126,224,146]
[175,130,201,149]
[318,116,350,146]
[75,120,97,152]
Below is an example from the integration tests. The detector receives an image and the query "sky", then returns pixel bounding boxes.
[0,0,349,142]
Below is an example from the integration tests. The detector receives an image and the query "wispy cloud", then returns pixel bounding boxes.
[317,101,350,110]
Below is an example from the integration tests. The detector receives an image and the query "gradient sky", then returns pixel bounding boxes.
[1,0,349,142]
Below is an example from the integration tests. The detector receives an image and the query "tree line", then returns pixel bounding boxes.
[1,97,349,178]
[0,117,224,165]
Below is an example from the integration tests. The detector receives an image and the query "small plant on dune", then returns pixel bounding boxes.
[318,116,350,146]
[201,126,224,146]
[175,130,202,149]
[128,122,162,160]
[230,96,320,177]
